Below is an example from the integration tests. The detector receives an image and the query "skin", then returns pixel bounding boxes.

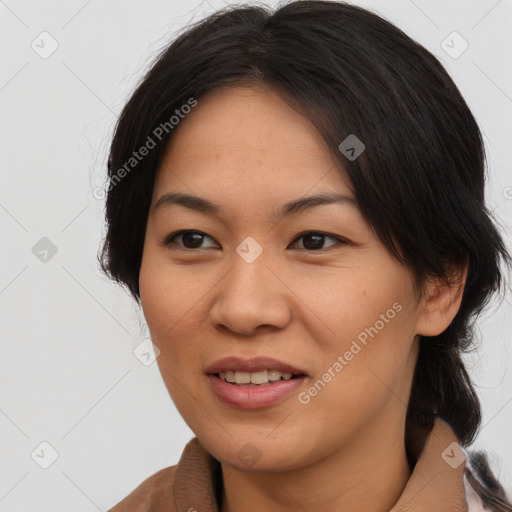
[139,84,467,512]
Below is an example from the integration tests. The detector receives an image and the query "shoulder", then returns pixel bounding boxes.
[107,465,178,512]
[106,437,220,512]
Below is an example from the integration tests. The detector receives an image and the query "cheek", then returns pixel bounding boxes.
[139,251,216,384]
[297,262,411,352]
[140,250,202,338]
[301,266,416,402]
[139,258,206,418]
[139,258,188,380]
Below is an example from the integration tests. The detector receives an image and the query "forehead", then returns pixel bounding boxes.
[152,84,352,203]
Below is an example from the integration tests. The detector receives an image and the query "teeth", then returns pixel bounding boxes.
[218,370,295,386]
[250,370,268,384]
[235,371,251,384]
[269,370,284,381]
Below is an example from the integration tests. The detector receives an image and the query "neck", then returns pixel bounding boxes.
[219,410,412,512]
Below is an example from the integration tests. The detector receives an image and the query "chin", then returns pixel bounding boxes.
[198,430,312,473]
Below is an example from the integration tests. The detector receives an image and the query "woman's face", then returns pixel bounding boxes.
[139,84,431,472]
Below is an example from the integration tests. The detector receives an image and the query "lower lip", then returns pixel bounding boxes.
[207,374,307,409]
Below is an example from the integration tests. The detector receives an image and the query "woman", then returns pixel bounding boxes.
[99,1,512,510]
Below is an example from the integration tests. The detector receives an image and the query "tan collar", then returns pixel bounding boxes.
[174,417,468,511]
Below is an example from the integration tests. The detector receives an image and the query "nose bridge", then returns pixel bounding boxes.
[227,244,268,297]
[210,238,291,334]
[226,235,271,294]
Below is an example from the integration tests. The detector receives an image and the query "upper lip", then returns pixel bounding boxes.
[205,356,307,375]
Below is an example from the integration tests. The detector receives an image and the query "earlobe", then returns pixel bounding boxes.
[415,260,468,337]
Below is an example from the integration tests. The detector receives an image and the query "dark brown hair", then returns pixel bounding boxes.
[98,1,511,507]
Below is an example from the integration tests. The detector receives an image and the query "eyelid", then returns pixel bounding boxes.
[289,231,348,250]
[163,229,348,251]
[163,230,219,249]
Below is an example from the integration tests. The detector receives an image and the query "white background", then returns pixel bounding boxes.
[1,0,511,510]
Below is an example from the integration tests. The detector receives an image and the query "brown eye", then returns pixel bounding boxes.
[164,230,218,249]
[290,231,345,251]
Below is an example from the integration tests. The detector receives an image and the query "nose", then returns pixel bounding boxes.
[209,250,292,336]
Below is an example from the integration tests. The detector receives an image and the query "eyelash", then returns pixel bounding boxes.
[162,230,348,252]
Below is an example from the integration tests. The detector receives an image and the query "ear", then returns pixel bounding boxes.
[415,260,468,337]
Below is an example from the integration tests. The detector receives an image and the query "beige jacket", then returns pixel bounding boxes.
[108,417,489,511]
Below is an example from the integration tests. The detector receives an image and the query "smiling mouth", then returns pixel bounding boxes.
[213,370,305,386]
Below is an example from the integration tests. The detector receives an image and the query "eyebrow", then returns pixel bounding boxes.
[153,191,358,219]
